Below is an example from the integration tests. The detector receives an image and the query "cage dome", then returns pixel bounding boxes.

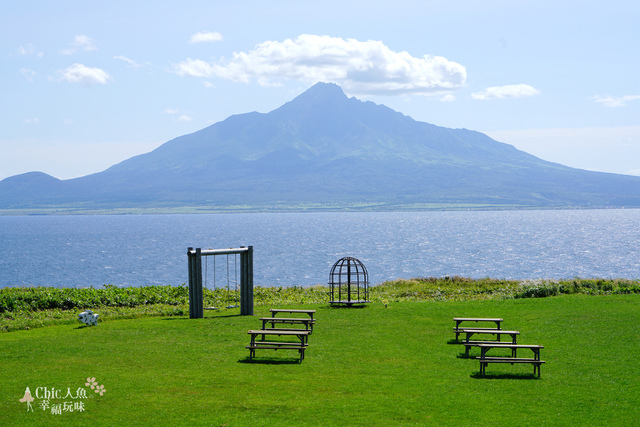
[328,256,370,306]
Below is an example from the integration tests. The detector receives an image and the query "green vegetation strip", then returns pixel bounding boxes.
[2,294,639,425]
[2,278,639,333]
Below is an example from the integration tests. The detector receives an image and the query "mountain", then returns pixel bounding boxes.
[2,82,640,212]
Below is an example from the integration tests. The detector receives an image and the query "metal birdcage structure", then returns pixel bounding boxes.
[328,256,370,306]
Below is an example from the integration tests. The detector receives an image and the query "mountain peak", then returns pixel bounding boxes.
[280,82,349,111]
[300,81,347,98]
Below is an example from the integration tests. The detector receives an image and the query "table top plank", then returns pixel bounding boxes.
[248,329,310,336]
[454,317,503,321]
[463,340,508,345]
[477,344,542,348]
[270,309,316,314]
[251,341,308,346]
[260,317,313,322]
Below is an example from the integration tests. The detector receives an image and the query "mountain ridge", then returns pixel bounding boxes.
[2,82,639,212]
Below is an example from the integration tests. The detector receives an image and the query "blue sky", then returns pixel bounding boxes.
[2,0,639,180]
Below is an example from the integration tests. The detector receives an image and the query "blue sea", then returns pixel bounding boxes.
[1,209,639,288]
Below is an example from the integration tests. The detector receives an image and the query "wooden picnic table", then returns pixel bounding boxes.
[463,329,519,357]
[246,329,311,362]
[453,317,503,340]
[478,343,543,360]
[477,343,545,377]
[260,317,314,333]
[270,309,316,322]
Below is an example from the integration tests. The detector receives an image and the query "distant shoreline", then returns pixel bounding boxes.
[1,204,635,216]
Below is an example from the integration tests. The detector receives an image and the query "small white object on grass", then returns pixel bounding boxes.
[78,310,99,326]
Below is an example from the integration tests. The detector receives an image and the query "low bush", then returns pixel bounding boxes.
[1,277,638,332]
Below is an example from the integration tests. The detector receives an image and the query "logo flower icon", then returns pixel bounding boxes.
[94,384,106,396]
[85,377,98,389]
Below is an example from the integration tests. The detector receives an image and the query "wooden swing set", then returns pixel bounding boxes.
[187,246,254,318]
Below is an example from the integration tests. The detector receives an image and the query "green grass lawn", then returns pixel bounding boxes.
[2,294,639,426]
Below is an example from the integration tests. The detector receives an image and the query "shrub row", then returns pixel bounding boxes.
[512,278,640,299]
[2,278,639,315]
[0,285,188,313]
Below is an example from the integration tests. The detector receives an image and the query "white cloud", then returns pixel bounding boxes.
[471,84,540,100]
[18,44,43,57]
[75,35,98,50]
[58,63,112,86]
[440,94,456,102]
[114,55,141,67]
[173,34,467,95]
[20,68,36,82]
[176,115,193,122]
[173,58,216,78]
[189,31,224,44]
[22,118,41,124]
[60,35,98,55]
[593,95,640,108]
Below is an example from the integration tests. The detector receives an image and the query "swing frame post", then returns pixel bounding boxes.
[187,246,254,318]
[240,246,254,316]
[187,247,204,319]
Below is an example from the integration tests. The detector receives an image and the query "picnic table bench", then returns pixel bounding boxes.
[453,317,503,340]
[260,317,314,334]
[246,329,310,362]
[270,308,316,322]
[477,343,545,377]
[462,329,519,357]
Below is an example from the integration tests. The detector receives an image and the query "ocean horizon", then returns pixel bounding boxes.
[1,209,639,288]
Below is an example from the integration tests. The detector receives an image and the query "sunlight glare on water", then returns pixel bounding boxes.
[0,209,638,287]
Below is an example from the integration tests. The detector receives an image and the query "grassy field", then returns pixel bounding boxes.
[2,293,639,426]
